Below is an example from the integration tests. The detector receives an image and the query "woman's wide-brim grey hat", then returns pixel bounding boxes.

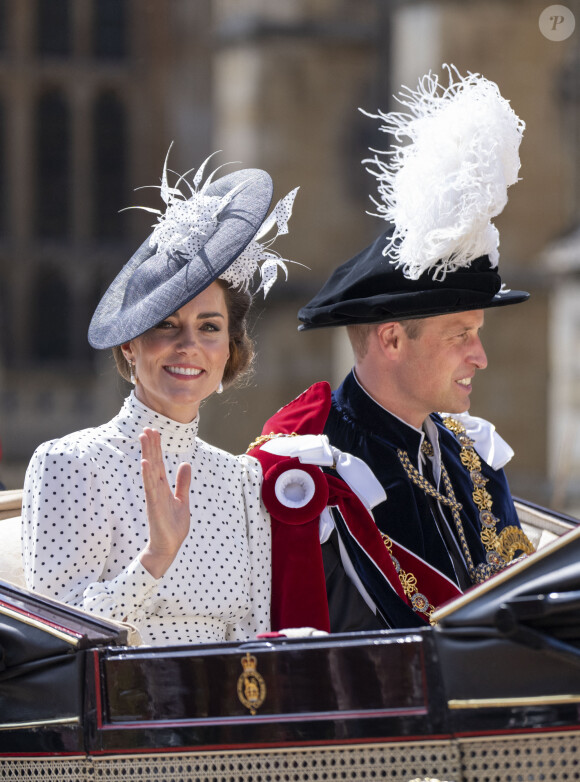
[88,168,273,350]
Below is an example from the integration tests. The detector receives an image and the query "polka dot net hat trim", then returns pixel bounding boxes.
[88,145,299,350]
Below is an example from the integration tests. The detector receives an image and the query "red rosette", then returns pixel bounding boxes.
[262,458,329,525]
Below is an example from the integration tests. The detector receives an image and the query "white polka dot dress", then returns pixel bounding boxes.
[21,392,271,646]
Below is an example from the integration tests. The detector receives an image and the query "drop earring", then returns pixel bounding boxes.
[217,381,223,395]
[128,359,136,385]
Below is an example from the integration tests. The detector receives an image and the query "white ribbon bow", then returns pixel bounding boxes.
[261,434,386,510]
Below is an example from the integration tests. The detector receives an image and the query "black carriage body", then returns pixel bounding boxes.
[92,629,444,753]
[0,509,579,781]
[0,581,127,755]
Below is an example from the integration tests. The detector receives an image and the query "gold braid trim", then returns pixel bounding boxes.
[442,416,535,568]
[399,446,483,582]
[397,449,463,512]
[247,431,298,453]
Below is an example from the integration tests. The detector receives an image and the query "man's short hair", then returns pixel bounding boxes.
[400,318,425,340]
[347,318,425,360]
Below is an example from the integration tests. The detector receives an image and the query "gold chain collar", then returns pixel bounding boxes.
[397,446,483,584]
[396,417,534,591]
[380,531,435,619]
[441,416,535,564]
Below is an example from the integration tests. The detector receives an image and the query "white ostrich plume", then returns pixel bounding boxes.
[361,65,525,281]
[126,144,299,297]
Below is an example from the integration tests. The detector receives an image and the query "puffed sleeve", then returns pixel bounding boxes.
[225,455,271,641]
[21,438,159,624]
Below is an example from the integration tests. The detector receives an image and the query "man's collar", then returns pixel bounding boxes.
[333,370,427,458]
[352,368,425,435]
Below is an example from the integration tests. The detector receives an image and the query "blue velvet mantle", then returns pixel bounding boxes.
[324,370,523,587]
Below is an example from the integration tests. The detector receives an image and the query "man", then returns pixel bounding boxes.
[252,67,535,633]
[297,231,534,631]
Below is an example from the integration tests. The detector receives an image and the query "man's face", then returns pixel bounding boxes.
[393,309,487,427]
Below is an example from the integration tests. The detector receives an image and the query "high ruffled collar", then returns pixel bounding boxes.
[114,391,199,454]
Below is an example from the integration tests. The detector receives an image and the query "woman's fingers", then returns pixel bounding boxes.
[137,429,191,578]
[139,428,165,481]
[139,428,191,528]
[175,462,192,504]
[139,429,190,500]
[139,430,162,505]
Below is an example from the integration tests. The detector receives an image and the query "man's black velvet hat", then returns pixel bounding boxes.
[297,230,529,331]
[299,67,530,331]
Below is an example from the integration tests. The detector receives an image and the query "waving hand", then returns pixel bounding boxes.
[138,427,192,579]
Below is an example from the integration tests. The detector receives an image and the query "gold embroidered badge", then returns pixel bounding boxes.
[237,652,267,715]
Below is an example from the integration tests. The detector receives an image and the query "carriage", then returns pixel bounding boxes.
[1,490,579,782]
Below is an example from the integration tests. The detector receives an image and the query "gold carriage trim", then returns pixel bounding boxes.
[237,652,267,715]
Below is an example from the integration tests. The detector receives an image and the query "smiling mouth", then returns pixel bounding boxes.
[165,366,203,377]
[456,378,472,387]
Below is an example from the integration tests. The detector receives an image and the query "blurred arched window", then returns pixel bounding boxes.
[34,90,71,239]
[92,91,128,240]
[31,267,70,360]
[36,0,71,58]
[92,0,127,60]
[0,99,6,238]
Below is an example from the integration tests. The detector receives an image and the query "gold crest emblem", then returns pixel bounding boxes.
[237,652,266,715]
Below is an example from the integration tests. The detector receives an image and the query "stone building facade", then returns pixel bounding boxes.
[0,0,579,510]
[0,0,214,483]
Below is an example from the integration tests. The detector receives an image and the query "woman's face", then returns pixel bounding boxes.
[121,281,230,423]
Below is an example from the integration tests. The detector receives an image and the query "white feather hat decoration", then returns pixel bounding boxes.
[137,145,299,298]
[220,185,300,296]
[362,65,525,281]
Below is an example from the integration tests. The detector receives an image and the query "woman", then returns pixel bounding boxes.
[22,149,298,645]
